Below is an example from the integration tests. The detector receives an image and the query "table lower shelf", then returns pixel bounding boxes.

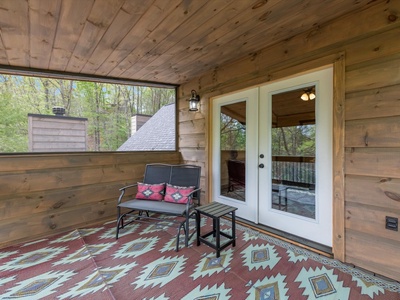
[198,230,235,256]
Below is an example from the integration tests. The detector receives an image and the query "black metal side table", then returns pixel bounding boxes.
[195,202,238,257]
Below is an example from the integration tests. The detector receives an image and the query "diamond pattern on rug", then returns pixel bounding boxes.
[296,266,350,299]
[113,237,159,259]
[133,255,187,289]
[191,248,234,280]
[246,273,289,300]
[0,229,115,299]
[0,270,75,299]
[1,217,400,299]
[99,262,138,286]
[0,247,67,271]
[58,269,109,300]
[241,243,280,271]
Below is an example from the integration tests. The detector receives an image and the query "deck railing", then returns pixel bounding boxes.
[272,156,315,185]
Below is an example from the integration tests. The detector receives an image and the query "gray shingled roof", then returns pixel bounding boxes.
[117,103,175,151]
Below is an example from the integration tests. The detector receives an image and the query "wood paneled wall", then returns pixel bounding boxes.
[178,1,400,280]
[0,152,180,248]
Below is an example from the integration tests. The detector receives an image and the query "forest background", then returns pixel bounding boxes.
[0,74,175,152]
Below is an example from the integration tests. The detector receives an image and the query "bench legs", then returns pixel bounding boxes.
[116,208,149,239]
[176,211,196,251]
[116,207,196,252]
[116,206,123,239]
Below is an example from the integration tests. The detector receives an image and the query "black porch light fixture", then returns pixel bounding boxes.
[188,89,200,111]
[300,87,316,101]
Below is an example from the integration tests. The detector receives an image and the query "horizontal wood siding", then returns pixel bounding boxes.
[345,230,400,280]
[0,152,180,248]
[178,1,400,280]
[28,115,88,152]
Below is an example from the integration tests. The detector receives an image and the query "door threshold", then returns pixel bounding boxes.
[236,217,333,258]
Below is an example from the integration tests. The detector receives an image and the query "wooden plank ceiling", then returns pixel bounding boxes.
[0,0,380,86]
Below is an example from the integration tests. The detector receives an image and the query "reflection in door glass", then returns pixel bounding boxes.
[220,101,246,201]
[271,87,316,219]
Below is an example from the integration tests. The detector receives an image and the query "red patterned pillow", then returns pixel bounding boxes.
[135,182,165,201]
[164,184,195,204]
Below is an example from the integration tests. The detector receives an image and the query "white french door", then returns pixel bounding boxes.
[211,88,259,223]
[211,67,333,246]
[258,67,333,246]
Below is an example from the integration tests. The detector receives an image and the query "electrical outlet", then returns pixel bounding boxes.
[385,216,398,231]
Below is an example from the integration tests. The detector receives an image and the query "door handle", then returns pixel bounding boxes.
[259,163,264,168]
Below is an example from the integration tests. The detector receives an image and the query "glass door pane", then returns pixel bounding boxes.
[212,87,258,223]
[271,86,316,219]
[220,101,246,201]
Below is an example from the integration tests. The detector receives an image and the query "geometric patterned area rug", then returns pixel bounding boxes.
[1,216,399,299]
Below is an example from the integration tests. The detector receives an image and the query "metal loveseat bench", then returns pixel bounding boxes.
[116,164,201,251]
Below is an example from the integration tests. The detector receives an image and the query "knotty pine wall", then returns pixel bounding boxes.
[178,1,400,281]
[0,152,180,248]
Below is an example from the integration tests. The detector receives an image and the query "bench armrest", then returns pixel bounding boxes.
[186,188,202,208]
[118,183,138,205]
[119,183,138,192]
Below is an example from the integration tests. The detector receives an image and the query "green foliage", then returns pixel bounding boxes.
[220,113,246,150]
[272,125,315,156]
[0,74,175,153]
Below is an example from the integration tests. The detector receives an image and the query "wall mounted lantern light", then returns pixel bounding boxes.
[188,89,200,111]
[300,88,316,101]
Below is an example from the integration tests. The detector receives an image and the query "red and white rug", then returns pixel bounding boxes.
[0,216,399,299]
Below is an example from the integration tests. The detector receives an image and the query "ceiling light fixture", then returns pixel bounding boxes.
[301,88,316,101]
